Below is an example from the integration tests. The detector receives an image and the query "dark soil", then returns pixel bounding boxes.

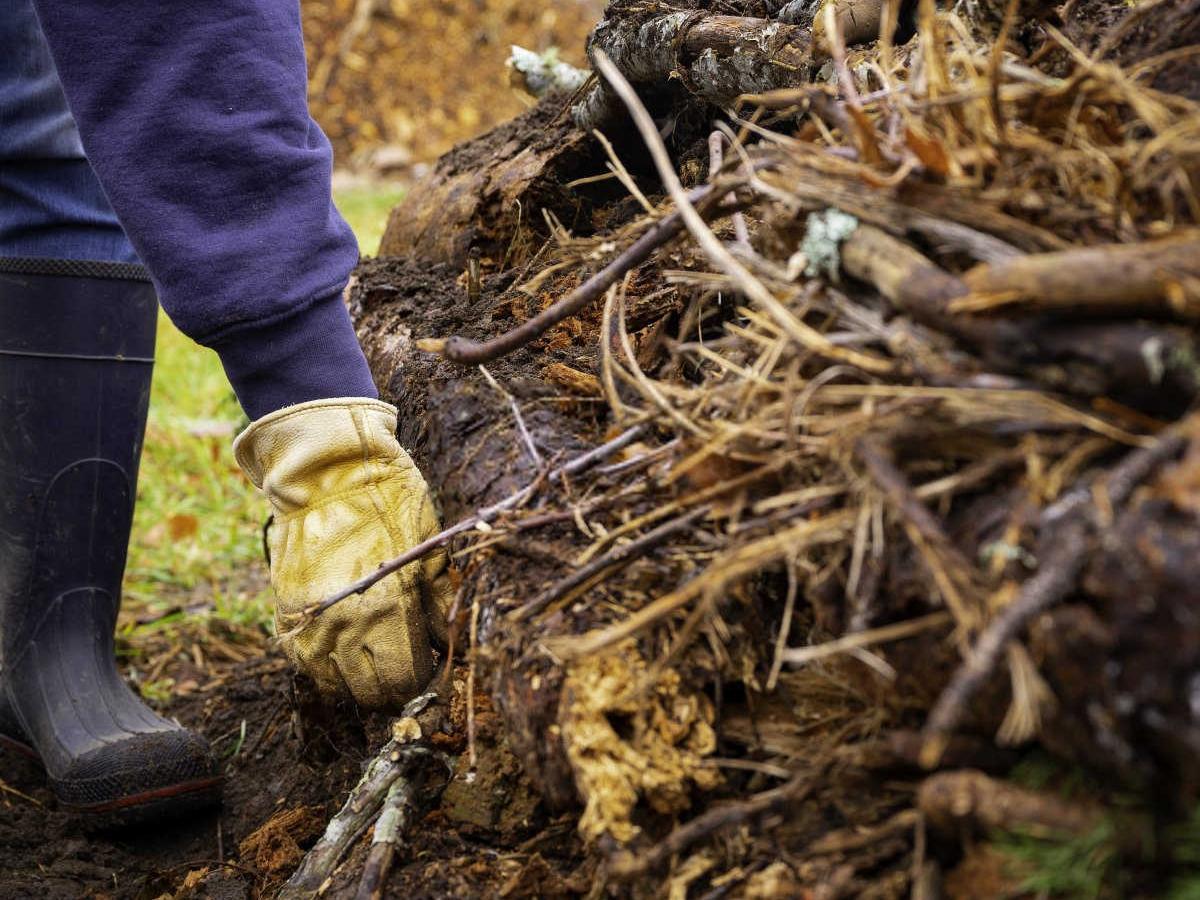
[0,653,355,899]
[0,645,585,899]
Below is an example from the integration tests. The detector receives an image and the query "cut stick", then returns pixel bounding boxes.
[918,769,1103,837]
[955,231,1200,318]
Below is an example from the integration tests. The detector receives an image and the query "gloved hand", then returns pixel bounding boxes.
[233,398,454,709]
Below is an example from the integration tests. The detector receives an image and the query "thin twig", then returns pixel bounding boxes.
[479,364,542,467]
[766,556,799,690]
[0,777,42,807]
[303,425,647,619]
[780,611,954,665]
[594,437,680,477]
[428,184,730,365]
[509,505,711,622]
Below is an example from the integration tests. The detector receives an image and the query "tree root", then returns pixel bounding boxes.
[921,429,1190,765]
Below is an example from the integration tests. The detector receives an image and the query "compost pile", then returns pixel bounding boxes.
[331,0,1200,896]
[300,0,601,165]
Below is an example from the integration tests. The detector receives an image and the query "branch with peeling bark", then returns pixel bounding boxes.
[280,692,450,898]
[573,14,815,130]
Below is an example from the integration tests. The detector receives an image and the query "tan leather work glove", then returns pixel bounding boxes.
[233,398,454,709]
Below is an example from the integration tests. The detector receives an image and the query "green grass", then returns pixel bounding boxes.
[123,311,268,627]
[121,185,404,636]
[989,753,1200,899]
[335,183,407,256]
[994,821,1121,899]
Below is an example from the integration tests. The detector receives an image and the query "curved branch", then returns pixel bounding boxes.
[429,183,730,366]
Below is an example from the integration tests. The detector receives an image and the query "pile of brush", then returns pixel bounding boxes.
[293,1,1200,896]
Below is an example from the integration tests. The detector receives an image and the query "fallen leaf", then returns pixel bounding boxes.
[168,514,199,541]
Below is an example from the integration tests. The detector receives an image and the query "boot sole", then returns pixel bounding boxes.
[0,730,223,824]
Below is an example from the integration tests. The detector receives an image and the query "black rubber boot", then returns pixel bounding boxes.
[0,258,220,823]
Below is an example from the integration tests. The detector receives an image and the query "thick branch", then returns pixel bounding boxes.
[959,231,1200,319]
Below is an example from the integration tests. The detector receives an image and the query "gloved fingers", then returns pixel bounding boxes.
[327,631,433,710]
[283,632,347,700]
[422,555,458,647]
[313,589,435,710]
[328,647,385,710]
[360,627,436,709]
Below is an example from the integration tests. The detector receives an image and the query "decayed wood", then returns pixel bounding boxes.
[378,100,595,268]
[573,14,814,130]
[812,0,886,57]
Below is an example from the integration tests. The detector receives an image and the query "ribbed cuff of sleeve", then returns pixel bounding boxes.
[210,290,379,420]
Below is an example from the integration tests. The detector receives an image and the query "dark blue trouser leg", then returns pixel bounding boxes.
[0,0,138,263]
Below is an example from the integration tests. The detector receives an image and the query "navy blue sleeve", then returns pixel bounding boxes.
[32,0,379,419]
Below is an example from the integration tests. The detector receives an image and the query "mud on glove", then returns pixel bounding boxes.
[234,398,454,709]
